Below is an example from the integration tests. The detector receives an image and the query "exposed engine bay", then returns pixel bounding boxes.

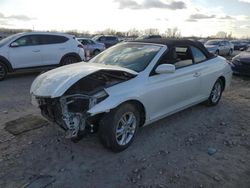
[34,70,135,139]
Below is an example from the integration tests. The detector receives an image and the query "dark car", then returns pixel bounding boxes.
[231,46,250,76]
[92,35,119,48]
[135,35,162,40]
[230,40,248,51]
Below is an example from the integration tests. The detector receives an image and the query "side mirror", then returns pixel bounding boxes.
[155,64,175,74]
[10,42,19,47]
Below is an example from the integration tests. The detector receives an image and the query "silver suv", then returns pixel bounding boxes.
[92,35,119,48]
[0,32,85,81]
[77,38,106,56]
[204,40,234,56]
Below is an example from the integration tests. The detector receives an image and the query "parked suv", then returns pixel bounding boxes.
[0,32,85,80]
[92,35,119,48]
[77,38,106,56]
[204,40,234,56]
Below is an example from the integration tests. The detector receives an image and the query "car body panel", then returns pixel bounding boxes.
[231,50,250,75]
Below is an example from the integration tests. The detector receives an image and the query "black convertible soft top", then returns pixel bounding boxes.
[131,39,214,58]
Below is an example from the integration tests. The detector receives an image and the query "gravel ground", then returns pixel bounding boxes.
[0,67,250,188]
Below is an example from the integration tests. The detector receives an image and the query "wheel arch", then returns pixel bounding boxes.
[0,56,14,72]
[117,99,146,127]
[218,76,226,91]
[59,52,82,65]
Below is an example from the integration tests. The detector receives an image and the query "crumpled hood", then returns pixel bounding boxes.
[30,62,138,98]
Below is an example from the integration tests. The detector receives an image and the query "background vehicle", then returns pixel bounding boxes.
[77,38,106,56]
[135,35,162,40]
[92,35,119,48]
[30,39,232,152]
[231,46,250,76]
[204,40,234,56]
[0,32,85,81]
[230,40,248,51]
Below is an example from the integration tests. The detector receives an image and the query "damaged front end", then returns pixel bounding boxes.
[32,70,135,140]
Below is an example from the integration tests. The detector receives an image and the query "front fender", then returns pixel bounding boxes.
[87,94,143,116]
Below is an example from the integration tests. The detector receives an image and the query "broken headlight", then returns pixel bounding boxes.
[89,90,109,108]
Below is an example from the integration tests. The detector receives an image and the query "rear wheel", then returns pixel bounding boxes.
[99,103,140,152]
[93,49,100,56]
[0,62,7,81]
[206,79,223,106]
[61,56,79,66]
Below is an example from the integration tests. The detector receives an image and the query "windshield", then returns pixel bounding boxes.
[205,41,220,45]
[92,36,99,41]
[90,43,161,72]
[0,34,19,47]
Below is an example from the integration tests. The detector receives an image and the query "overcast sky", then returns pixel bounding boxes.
[1,0,250,37]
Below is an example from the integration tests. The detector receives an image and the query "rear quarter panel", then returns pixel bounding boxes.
[200,56,232,98]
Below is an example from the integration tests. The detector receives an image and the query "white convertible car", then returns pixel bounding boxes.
[30,39,232,152]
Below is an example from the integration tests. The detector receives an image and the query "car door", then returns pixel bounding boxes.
[145,46,202,121]
[8,35,43,68]
[220,41,227,55]
[39,34,69,65]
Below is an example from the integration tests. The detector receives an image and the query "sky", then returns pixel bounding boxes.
[0,0,250,37]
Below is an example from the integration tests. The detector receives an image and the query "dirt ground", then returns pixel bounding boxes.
[0,71,250,188]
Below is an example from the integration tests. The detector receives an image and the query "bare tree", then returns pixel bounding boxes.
[127,28,141,37]
[165,27,181,38]
[143,28,160,35]
[215,31,227,39]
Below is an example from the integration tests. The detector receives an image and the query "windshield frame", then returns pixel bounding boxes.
[0,33,21,47]
[89,42,163,73]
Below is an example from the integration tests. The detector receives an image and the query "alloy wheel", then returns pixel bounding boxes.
[211,82,222,103]
[116,112,137,146]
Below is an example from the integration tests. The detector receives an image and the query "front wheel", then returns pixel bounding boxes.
[206,79,223,106]
[0,62,7,81]
[99,103,140,152]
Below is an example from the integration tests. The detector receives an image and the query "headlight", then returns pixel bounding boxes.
[89,90,109,108]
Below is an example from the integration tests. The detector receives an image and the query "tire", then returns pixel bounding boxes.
[215,50,219,55]
[228,49,233,56]
[98,103,140,152]
[0,62,7,81]
[93,49,100,56]
[206,79,223,106]
[61,56,79,66]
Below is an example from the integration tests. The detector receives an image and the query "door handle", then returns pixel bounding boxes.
[193,72,201,77]
[32,50,40,52]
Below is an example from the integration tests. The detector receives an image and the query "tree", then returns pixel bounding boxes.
[215,31,227,39]
[143,28,160,35]
[165,27,181,38]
